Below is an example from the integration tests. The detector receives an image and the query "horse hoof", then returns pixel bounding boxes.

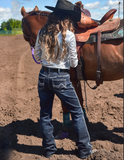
[55,130,68,139]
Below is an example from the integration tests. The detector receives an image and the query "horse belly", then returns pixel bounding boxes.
[81,40,123,81]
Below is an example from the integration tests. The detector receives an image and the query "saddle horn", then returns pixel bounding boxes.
[21,6,27,17]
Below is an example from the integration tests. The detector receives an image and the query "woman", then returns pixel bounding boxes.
[34,0,94,159]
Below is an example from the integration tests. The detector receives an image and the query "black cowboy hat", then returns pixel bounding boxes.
[45,0,81,22]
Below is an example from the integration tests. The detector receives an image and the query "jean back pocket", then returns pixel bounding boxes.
[52,79,66,91]
[38,77,45,90]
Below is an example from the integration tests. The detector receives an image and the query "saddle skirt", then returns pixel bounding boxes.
[75,18,121,42]
[85,25,123,44]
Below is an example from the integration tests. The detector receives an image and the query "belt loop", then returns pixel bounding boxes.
[58,68,60,74]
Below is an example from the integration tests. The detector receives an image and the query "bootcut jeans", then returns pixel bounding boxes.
[38,66,92,158]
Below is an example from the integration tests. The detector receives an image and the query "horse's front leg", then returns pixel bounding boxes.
[61,68,88,132]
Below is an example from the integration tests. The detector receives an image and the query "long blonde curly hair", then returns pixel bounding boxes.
[39,11,76,62]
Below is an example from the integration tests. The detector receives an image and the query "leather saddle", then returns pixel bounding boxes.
[74,4,121,88]
[75,9,120,42]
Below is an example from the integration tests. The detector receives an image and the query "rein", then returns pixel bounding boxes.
[23,32,31,39]
[31,47,41,64]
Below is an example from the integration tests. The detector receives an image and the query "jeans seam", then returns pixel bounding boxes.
[39,73,47,77]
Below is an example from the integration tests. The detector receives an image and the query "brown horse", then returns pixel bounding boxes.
[21,6,123,130]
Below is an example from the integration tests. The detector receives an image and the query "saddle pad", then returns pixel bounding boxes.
[75,18,120,42]
[85,26,123,44]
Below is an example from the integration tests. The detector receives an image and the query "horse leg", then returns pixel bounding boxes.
[61,102,72,132]
[70,67,88,121]
[61,68,88,131]
[70,78,88,122]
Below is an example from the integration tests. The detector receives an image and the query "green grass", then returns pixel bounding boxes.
[0,29,23,36]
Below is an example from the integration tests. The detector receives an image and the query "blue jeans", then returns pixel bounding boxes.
[38,67,92,158]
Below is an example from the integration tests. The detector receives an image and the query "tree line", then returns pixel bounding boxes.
[0,18,22,30]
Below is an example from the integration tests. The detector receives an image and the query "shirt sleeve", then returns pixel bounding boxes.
[34,30,42,61]
[68,33,78,68]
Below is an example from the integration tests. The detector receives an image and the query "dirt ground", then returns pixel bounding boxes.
[0,35,123,160]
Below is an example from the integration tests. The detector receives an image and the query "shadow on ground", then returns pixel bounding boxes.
[114,93,124,98]
[0,118,123,158]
